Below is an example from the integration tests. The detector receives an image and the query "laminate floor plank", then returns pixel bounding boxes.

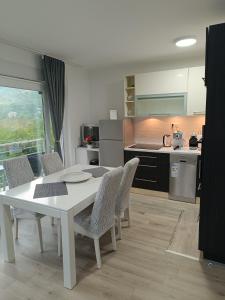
[0,191,225,300]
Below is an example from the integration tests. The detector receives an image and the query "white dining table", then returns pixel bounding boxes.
[0,164,106,289]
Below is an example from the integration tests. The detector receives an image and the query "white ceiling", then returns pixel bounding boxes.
[0,0,224,68]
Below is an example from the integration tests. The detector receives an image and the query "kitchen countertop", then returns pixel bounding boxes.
[124,145,201,155]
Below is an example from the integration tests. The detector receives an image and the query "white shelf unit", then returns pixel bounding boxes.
[124,75,135,117]
[75,147,99,165]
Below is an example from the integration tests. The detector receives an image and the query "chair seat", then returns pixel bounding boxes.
[74,205,94,238]
[13,207,44,219]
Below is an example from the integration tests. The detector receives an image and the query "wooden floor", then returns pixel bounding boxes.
[167,203,200,260]
[1,192,225,300]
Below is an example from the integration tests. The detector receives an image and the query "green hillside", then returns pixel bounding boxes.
[0,86,45,144]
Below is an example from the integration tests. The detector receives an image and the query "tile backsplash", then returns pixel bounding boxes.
[132,116,205,146]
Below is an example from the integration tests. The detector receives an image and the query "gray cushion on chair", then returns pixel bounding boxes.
[41,152,64,175]
[115,158,139,216]
[74,167,123,238]
[3,156,34,189]
[3,156,43,219]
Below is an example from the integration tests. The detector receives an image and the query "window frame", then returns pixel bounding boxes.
[0,74,52,154]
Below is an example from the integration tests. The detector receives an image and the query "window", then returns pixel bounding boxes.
[0,86,45,156]
[0,82,51,189]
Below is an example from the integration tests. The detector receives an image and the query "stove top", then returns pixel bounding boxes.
[128,144,163,150]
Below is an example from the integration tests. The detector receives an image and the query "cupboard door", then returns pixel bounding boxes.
[187,66,206,115]
[135,69,188,95]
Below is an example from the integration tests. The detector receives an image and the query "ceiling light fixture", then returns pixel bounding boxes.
[175,37,197,48]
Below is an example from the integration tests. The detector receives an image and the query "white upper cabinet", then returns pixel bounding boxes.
[135,68,188,95]
[187,66,206,115]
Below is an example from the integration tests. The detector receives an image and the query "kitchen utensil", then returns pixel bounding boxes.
[163,134,172,147]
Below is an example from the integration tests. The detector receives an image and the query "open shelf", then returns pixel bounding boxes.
[124,75,136,117]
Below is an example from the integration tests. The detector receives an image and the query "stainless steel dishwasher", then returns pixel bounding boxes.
[169,153,198,203]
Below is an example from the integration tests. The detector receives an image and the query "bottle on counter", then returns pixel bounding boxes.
[189,132,198,150]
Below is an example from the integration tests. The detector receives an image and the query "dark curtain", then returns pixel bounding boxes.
[42,55,65,159]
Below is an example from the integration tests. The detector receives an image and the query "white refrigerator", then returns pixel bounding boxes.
[99,120,124,167]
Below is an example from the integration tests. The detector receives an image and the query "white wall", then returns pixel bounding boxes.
[63,64,90,167]
[0,40,206,166]
[88,55,205,122]
[0,41,42,81]
[0,41,91,167]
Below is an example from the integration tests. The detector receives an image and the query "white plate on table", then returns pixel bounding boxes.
[60,171,92,183]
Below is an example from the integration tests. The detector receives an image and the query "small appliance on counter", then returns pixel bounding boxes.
[189,133,198,150]
[80,124,99,148]
[172,131,183,150]
[90,158,99,165]
[163,134,172,147]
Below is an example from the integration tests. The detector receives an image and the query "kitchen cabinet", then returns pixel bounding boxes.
[125,150,201,195]
[124,75,136,117]
[124,66,206,117]
[187,66,206,115]
[124,150,169,192]
[135,93,186,117]
[199,23,225,264]
[135,68,188,96]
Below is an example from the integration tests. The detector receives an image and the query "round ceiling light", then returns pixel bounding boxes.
[175,37,197,47]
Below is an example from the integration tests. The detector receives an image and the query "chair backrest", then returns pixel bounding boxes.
[3,156,34,189]
[41,152,64,175]
[115,157,139,216]
[90,166,123,236]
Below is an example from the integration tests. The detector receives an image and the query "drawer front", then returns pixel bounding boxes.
[134,165,160,191]
[124,150,160,166]
[124,150,137,164]
[124,150,169,192]
[133,177,159,190]
[135,165,158,179]
[135,154,159,167]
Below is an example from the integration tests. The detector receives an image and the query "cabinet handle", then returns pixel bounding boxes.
[136,156,157,159]
[139,164,157,168]
[136,178,158,183]
[193,111,205,115]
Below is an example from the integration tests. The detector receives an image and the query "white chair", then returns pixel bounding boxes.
[41,152,64,255]
[115,158,139,239]
[3,156,45,252]
[41,152,64,176]
[74,167,123,268]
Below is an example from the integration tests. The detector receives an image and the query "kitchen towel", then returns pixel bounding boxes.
[83,167,109,178]
[33,182,68,199]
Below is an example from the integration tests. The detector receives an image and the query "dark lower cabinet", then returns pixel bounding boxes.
[125,150,201,195]
[124,150,169,192]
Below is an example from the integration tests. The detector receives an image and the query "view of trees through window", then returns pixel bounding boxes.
[0,86,46,189]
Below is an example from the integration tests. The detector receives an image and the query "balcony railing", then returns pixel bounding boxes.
[0,138,45,190]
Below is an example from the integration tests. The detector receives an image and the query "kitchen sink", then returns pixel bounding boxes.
[128,144,163,150]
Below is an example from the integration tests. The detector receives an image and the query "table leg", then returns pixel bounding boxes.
[0,204,15,262]
[61,211,76,289]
